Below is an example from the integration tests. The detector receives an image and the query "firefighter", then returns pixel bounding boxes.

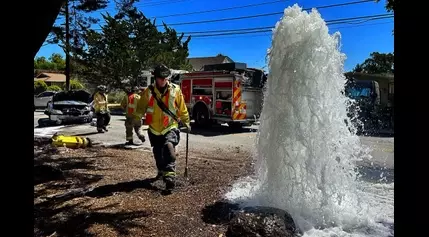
[121,86,146,145]
[136,64,190,192]
[93,85,110,133]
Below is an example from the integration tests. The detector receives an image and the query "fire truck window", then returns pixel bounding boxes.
[193,87,212,96]
[216,91,232,100]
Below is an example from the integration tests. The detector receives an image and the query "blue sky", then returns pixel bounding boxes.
[36,0,394,71]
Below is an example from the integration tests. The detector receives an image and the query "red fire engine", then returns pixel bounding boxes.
[177,63,266,128]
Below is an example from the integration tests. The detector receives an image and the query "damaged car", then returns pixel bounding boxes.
[44,90,93,125]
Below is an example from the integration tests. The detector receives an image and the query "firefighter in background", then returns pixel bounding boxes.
[136,64,190,192]
[121,86,146,145]
[93,85,110,133]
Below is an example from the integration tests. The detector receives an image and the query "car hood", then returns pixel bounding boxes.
[52,90,92,103]
[53,100,89,106]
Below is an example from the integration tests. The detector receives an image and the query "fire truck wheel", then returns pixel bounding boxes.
[193,105,210,128]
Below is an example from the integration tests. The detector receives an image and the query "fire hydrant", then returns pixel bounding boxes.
[51,134,92,149]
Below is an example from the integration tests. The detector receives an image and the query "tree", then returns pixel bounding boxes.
[353,52,394,74]
[47,0,109,90]
[76,4,192,89]
[64,79,85,90]
[385,0,394,12]
[376,0,395,12]
[49,53,66,69]
[353,63,363,73]
[34,53,66,71]
[34,57,51,70]
[48,0,108,54]
[34,81,48,95]
[152,23,193,71]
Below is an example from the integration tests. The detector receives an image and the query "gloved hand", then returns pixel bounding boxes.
[179,120,191,132]
[185,123,191,132]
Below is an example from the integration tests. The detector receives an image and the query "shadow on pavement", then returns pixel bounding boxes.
[73,131,101,136]
[86,178,161,198]
[188,124,258,137]
[34,148,108,189]
[34,144,150,237]
[34,201,150,237]
[36,118,89,128]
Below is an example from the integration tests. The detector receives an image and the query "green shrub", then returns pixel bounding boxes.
[47,85,62,91]
[63,79,84,90]
[34,81,48,95]
[108,91,127,104]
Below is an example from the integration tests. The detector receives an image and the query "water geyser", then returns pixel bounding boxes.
[225,5,393,237]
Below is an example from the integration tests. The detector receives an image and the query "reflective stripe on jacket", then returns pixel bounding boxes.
[121,93,141,118]
[137,82,190,135]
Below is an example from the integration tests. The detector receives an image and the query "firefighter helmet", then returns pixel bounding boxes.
[153,64,171,78]
[97,85,106,92]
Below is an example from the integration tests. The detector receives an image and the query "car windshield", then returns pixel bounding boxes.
[345,80,373,99]
[346,87,371,99]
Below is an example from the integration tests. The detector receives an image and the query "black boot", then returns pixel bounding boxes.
[125,140,134,146]
[164,176,175,193]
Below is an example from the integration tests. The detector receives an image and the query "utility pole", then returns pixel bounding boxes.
[65,0,70,91]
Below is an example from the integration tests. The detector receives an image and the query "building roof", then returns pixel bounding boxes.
[345,72,394,85]
[345,72,394,80]
[187,55,234,71]
[34,73,66,82]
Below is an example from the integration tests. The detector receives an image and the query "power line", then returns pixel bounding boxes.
[44,20,392,45]
[182,26,273,35]
[151,0,288,19]
[140,0,191,8]
[89,0,376,31]
[158,0,374,27]
[88,13,392,37]
[41,19,393,53]
[180,14,393,35]
[331,20,393,29]
[324,14,392,23]
[185,16,393,38]
[186,20,392,41]
[326,14,393,25]
[182,15,393,38]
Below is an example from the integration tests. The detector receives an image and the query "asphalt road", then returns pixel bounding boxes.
[34,111,394,181]
[34,111,259,150]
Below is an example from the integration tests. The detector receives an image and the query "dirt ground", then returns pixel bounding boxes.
[34,139,253,237]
